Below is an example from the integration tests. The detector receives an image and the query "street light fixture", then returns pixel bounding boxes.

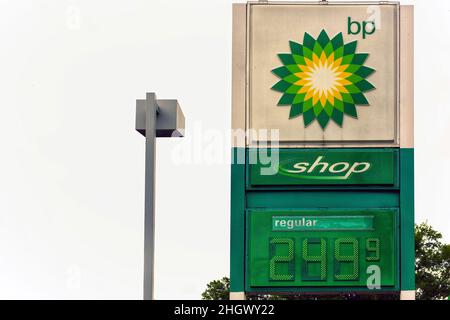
[135,92,185,300]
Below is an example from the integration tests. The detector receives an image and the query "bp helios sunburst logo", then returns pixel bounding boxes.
[271,30,375,129]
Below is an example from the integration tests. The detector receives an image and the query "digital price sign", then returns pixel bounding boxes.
[248,210,397,288]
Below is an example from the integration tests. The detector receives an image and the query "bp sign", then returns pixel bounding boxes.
[230,2,414,300]
[248,210,397,287]
[248,3,399,145]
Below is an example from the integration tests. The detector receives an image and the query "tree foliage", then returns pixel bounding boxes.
[201,277,229,300]
[415,222,450,300]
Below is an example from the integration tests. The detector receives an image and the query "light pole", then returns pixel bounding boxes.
[135,93,185,300]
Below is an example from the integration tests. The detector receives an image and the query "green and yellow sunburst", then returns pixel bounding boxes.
[271,30,376,129]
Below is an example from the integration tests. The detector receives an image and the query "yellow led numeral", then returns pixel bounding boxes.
[366,238,380,261]
[335,238,359,281]
[302,238,327,281]
[269,238,294,281]
[267,237,381,284]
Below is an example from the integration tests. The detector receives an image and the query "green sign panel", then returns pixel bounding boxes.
[250,149,396,186]
[248,210,397,288]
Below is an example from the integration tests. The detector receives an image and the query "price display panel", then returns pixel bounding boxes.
[248,210,397,288]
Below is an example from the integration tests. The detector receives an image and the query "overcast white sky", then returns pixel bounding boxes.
[0,0,449,300]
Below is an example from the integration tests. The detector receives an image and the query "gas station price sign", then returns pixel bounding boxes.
[248,210,397,288]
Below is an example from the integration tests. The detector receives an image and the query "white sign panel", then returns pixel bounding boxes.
[248,3,399,146]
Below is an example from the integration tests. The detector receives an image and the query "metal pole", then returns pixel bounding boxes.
[143,93,157,300]
[136,92,183,300]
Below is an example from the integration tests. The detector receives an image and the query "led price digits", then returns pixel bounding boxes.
[269,238,294,281]
[335,238,359,281]
[269,237,381,282]
[302,238,327,281]
[366,238,380,261]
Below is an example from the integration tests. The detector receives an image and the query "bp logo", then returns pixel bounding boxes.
[271,30,375,129]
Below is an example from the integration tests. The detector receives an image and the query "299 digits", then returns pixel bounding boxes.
[269,237,380,282]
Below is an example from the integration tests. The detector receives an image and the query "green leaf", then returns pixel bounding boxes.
[344,41,357,55]
[352,53,369,65]
[344,102,358,118]
[292,54,305,66]
[313,42,323,56]
[345,84,361,94]
[302,98,313,112]
[302,47,313,60]
[272,66,291,79]
[271,80,291,92]
[324,42,334,57]
[293,93,306,104]
[289,103,303,119]
[331,32,344,50]
[317,111,330,129]
[317,30,330,49]
[355,80,375,92]
[278,93,296,105]
[286,84,301,94]
[278,54,296,66]
[302,108,316,127]
[286,64,301,74]
[323,101,333,117]
[334,99,344,112]
[341,93,354,104]
[313,102,322,116]
[331,109,344,127]
[334,46,344,59]
[342,54,354,65]
[355,66,376,78]
[289,41,303,56]
[284,74,300,84]
[303,32,316,50]
[344,65,360,73]
[351,92,369,105]
[347,74,364,84]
